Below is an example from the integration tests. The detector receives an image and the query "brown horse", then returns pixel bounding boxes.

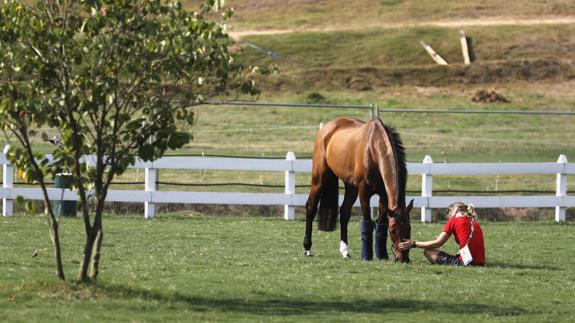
[303,117,413,262]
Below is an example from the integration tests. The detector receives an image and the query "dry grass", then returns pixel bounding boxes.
[217,0,575,30]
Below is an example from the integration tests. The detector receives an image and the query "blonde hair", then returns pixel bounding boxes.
[448,202,476,219]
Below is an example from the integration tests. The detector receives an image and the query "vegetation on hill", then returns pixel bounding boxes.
[203,0,575,30]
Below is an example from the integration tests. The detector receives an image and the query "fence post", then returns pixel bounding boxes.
[370,104,379,119]
[2,145,13,217]
[421,155,433,223]
[284,152,296,220]
[144,164,157,219]
[555,154,567,223]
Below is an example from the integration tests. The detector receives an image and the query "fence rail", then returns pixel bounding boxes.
[201,100,575,116]
[1,147,573,222]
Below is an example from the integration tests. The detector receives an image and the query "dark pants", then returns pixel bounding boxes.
[435,251,463,266]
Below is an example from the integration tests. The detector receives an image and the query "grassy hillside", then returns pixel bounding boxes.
[238,24,575,68]
[202,1,575,165]
[234,25,575,94]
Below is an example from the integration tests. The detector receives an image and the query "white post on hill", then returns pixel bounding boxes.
[421,155,433,223]
[145,163,157,219]
[284,152,296,220]
[555,154,568,222]
[2,145,14,217]
[460,30,471,65]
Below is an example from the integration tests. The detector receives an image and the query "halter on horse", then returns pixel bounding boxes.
[303,117,413,262]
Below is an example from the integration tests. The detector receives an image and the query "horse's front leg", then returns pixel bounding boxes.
[339,184,358,258]
[358,185,375,261]
[303,184,321,257]
[375,199,390,260]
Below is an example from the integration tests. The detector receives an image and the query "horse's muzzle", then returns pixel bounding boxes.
[392,244,411,263]
[394,254,410,263]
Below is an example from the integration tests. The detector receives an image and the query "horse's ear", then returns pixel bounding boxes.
[406,199,414,213]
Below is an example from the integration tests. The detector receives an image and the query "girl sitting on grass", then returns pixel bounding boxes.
[399,202,485,266]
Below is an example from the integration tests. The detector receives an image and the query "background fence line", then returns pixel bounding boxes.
[1,147,573,222]
[201,100,575,116]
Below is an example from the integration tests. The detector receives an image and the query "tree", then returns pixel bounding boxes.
[0,0,268,282]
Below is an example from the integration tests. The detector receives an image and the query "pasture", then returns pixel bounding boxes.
[1,1,574,322]
[1,215,574,322]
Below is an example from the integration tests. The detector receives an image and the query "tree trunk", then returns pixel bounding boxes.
[47,215,66,281]
[80,194,106,282]
[89,225,103,281]
[79,228,97,282]
[16,131,67,281]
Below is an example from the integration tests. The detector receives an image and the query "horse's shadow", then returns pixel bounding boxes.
[94,283,529,317]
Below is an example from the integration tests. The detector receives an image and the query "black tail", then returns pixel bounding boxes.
[318,170,339,231]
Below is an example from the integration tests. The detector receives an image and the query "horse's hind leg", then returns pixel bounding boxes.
[339,184,358,258]
[303,183,321,256]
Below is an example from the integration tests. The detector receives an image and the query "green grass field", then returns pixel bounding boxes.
[1,215,574,322]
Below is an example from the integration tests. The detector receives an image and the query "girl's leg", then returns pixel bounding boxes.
[424,249,441,264]
[425,249,462,266]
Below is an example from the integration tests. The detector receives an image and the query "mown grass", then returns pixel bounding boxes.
[3,87,574,195]
[0,215,574,322]
[4,97,574,161]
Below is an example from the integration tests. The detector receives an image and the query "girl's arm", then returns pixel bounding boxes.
[399,232,450,251]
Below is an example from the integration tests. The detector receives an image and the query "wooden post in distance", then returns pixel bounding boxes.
[460,30,471,65]
[420,41,448,65]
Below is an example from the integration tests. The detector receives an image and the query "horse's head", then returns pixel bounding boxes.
[388,199,414,263]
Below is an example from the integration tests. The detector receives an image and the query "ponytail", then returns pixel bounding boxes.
[463,203,475,220]
[448,202,476,220]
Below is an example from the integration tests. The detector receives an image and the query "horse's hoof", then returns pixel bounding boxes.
[339,241,351,259]
[343,253,351,259]
[304,250,314,257]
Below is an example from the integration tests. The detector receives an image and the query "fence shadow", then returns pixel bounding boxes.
[94,283,528,317]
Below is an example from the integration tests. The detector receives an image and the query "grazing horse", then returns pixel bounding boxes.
[303,117,413,262]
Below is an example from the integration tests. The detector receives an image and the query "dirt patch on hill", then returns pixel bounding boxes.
[472,90,510,103]
[257,59,574,92]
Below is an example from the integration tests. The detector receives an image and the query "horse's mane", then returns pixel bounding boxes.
[379,120,407,208]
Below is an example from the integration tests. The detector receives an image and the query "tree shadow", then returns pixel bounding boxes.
[93,283,529,317]
[486,261,561,271]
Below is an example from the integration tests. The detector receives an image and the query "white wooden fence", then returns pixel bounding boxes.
[1,145,573,222]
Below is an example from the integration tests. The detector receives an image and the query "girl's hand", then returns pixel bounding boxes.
[399,239,415,251]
